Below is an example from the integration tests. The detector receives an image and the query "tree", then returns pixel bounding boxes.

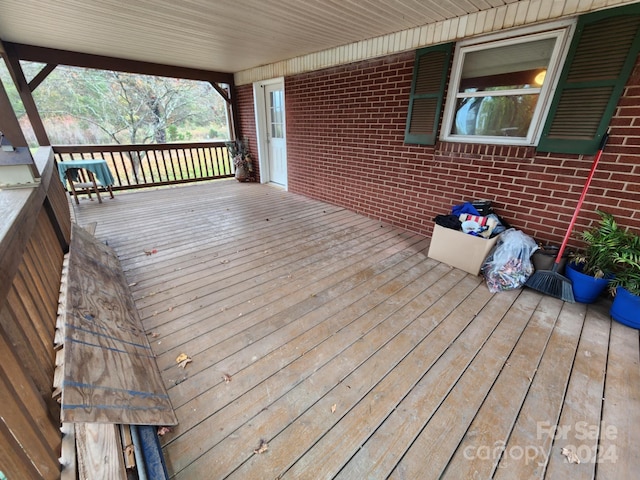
[0,60,229,146]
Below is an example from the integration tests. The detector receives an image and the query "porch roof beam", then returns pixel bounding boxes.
[5,42,234,85]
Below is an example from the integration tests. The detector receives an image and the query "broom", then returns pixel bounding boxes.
[525,132,609,302]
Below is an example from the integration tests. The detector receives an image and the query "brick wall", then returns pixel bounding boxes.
[238,52,640,248]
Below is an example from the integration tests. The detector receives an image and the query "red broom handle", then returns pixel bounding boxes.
[555,133,609,263]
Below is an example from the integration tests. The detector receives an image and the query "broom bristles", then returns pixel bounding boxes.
[525,270,575,303]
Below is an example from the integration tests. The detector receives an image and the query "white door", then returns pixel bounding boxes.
[264,84,287,186]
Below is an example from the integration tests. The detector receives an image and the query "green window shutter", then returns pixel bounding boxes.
[405,43,453,145]
[538,4,640,154]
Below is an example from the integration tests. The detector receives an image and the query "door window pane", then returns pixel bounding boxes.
[270,90,284,139]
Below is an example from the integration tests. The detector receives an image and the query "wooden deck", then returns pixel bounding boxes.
[71,180,640,480]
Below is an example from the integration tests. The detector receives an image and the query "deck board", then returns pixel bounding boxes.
[71,179,640,479]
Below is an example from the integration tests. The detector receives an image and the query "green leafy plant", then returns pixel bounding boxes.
[609,228,640,296]
[572,211,626,278]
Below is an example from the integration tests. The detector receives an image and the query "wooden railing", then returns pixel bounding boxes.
[53,141,234,191]
[0,147,70,479]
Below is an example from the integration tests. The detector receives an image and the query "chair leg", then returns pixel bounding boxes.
[88,172,103,204]
[66,171,80,205]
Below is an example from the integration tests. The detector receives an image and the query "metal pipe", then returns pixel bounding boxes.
[129,425,148,480]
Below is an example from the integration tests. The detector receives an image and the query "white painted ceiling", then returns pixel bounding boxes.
[0,0,525,74]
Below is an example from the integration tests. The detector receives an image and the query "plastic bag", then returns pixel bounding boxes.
[481,229,539,293]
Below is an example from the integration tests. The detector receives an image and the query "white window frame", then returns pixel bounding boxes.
[441,20,576,146]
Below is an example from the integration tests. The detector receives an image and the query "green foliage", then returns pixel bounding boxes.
[574,210,640,296]
[573,211,625,278]
[167,125,182,141]
[609,228,640,296]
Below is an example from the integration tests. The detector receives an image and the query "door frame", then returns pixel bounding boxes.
[253,77,287,188]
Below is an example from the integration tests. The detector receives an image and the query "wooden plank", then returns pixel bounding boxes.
[120,425,136,470]
[335,287,520,479]
[388,289,543,479]
[0,417,44,480]
[595,309,640,478]
[442,295,564,478]
[154,226,424,381]
[23,239,58,319]
[0,360,60,479]
[75,423,127,480]
[139,212,380,331]
[163,241,439,474]
[493,300,586,478]
[61,224,177,425]
[0,323,60,450]
[12,268,54,354]
[83,221,98,236]
[44,174,72,250]
[172,265,471,479]
[136,218,377,337]
[59,423,77,480]
[273,275,489,480]
[131,208,364,309]
[543,301,611,478]
[30,208,65,303]
[1,298,53,400]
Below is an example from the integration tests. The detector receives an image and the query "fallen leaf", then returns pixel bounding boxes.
[157,426,172,436]
[331,404,337,414]
[176,353,188,363]
[146,331,159,338]
[178,358,192,369]
[222,373,232,383]
[143,249,158,256]
[128,282,137,287]
[176,353,190,363]
[561,447,580,464]
[254,439,268,454]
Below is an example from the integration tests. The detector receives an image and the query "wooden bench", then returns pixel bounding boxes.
[55,223,176,479]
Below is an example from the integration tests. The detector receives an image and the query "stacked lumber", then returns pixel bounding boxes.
[54,223,176,479]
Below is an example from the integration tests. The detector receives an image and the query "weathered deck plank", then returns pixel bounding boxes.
[598,315,640,479]
[61,224,176,425]
[75,423,127,480]
[493,300,586,478]
[71,180,640,479]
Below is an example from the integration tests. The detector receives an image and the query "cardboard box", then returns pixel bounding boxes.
[428,224,500,275]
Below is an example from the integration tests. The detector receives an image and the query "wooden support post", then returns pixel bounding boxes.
[2,41,51,146]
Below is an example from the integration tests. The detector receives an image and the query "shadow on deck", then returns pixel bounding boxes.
[71,179,640,480]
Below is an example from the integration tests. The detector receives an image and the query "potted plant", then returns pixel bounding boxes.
[565,211,622,303]
[608,228,640,328]
[226,137,253,182]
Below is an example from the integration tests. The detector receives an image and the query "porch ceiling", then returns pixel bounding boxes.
[0,0,525,75]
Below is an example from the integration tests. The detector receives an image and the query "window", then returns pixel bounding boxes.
[441,22,574,146]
